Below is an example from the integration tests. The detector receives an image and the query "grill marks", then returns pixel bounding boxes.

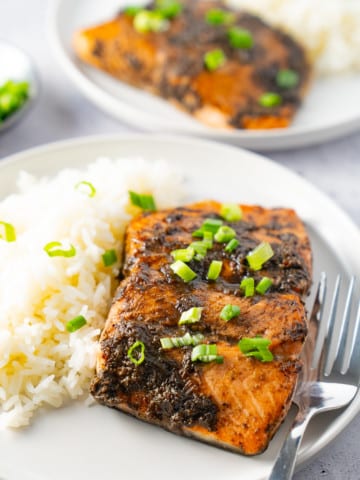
[91,200,312,455]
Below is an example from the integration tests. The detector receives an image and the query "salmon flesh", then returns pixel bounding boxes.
[91,201,312,455]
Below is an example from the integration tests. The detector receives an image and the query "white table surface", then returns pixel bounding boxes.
[1,1,359,478]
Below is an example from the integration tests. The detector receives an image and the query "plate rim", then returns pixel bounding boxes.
[0,132,359,479]
[47,0,360,150]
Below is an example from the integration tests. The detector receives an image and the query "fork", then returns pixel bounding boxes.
[269,273,360,480]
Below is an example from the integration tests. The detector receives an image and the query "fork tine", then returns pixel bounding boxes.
[324,277,355,376]
[341,296,360,374]
[322,275,342,376]
[310,272,327,369]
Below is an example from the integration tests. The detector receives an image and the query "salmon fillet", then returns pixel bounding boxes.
[74,1,311,130]
[91,201,312,455]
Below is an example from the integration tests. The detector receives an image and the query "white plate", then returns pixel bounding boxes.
[48,0,360,151]
[0,134,359,480]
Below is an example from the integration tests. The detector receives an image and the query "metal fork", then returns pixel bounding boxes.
[269,273,360,480]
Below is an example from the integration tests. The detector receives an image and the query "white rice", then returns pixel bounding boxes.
[0,157,185,428]
[227,0,360,75]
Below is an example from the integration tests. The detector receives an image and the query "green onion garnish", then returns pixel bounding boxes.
[228,27,253,49]
[0,221,16,242]
[220,203,243,222]
[171,247,195,262]
[225,238,239,253]
[205,8,235,25]
[124,6,143,16]
[75,180,96,197]
[133,10,169,33]
[256,276,273,294]
[259,92,282,108]
[214,225,236,243]
[203,231,213,248]
[160,332,204,349]
[246,241,274,271]
[129,190,157,211]
[191,344,224,363]
[44,241,76,258]
[102,249,117,267]
[192,228,205,238]
[220,304,240,322]
[238,337,273,362]
[127,340,146,366]
[190,241,208,258]
[178,307,203,325]
[66,315,87,333]
[170,260,197,282]
[240,277,255,297]
[204,49,226,72]
[276,69,299,89]
[202,218,223,233]
[155,0,183,19]
[207,260,223,281]
[0,80,29,124]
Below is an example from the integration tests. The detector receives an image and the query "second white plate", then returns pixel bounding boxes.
[48,0,360,151]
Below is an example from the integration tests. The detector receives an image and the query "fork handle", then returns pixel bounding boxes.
[268,407,316,480]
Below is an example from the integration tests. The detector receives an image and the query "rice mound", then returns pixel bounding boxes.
[0,158,184,428]
[227,0,360,75]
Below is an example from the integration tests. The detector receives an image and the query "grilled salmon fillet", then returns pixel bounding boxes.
[91,201,312,455]
[74,1,311,130]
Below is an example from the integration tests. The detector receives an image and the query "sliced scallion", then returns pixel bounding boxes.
[207,260,223,281]
[102,249,117,267]
[214,225,236,243]
[246,241,274,271]
[203,231,213,248]
[133,10,169,33]
[44,241,76,258]
[238,337,273,362]
[205,8,234,25]
[171,247,195,262]
[256,276,273,294]
[155,0,183,19]
[129,190,156,211]
[191,344,223,363]
[75,180,96,197]
[204,49,226,72]
[127,340,145,366]
[170,260,197,282]
[240,277,255,297]
[190,241,208,258]
[0,221,16,242]
[220,203,243,222]
[66,315,87,333]
[220,304,240,322]
[160,332,204,349]
[124,5,143,16]
[276,69,299,89]
[225,238,239,253]
[228,27,253,49]
[178,307,203,325]
[259,92,282,108]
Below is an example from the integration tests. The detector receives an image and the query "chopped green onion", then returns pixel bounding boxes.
[124,5,143,16]
[170,260,197,282]
[155,0,183,19]
[228,27,253,49]
[127,340,146,366]
[238,337,273,362]
[178,307,203,325]
[190,241,208,257]
[225,238,239,253]
[203,231,213,248]
[102,249,117,267]
[259,92,282,108]
[44,241,76,258]
[129,190,157,211]
[0,221,16,242]
[276,69,299,89]
[256,276,273,294]
[246,241,274,271]
[207,260,223,281]
[205,8,234,25]
[160,332,204,349]
[66,315,87,333]
[240,277,255,297]
[220,304,240,322]
[171,247,195,262]
[214,225,236,243]
[0,80,29,123]
[204,49,226,72]
[191,344,223,363]
[192,228,205,238]
[220,203,243,222]
[133,10,169,33]
[202,218,223,233]
[75,180,96,197]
